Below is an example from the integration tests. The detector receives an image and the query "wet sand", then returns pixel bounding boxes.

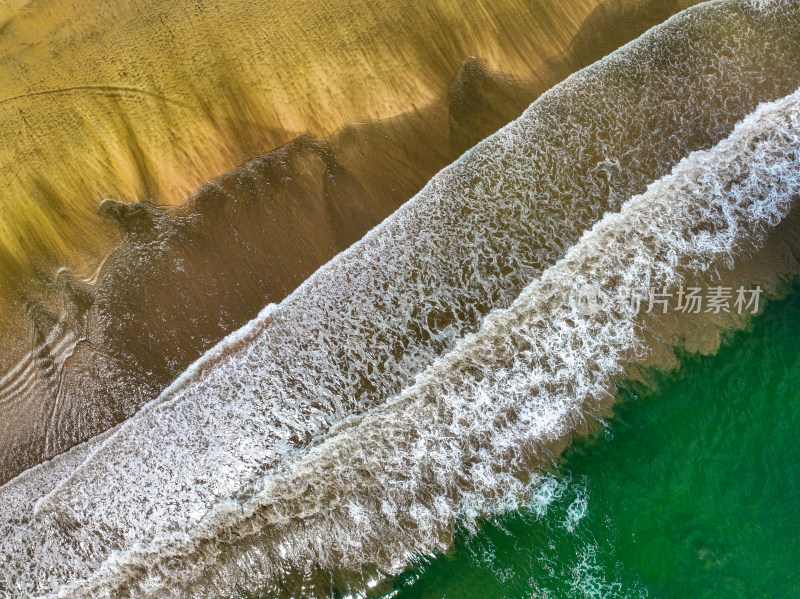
[0,0,607,280]
[0,0,700,483]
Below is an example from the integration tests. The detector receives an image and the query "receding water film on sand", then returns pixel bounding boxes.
[1,0,799,597]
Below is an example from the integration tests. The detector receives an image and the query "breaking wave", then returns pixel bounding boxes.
[2,1,800,597]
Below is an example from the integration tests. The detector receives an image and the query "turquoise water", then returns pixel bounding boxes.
[383,283,800,599]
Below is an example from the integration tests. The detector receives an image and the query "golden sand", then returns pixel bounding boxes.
[0,0,701,482]
[0,0,702,363]
[0,0,606,276]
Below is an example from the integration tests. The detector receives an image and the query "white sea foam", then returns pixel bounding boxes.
[93,83,800,597]
[1,1,800,597]
[165,84,800,595]
[37,83,800,599]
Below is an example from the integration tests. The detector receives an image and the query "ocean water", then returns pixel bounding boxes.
[387,284,800,599]
[3,1,800,597]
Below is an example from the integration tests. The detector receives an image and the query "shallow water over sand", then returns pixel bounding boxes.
[2,1,800,597]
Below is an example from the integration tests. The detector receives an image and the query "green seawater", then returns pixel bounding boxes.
[383,283,800,599]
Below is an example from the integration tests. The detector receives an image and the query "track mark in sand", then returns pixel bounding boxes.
[0,85,190,108]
